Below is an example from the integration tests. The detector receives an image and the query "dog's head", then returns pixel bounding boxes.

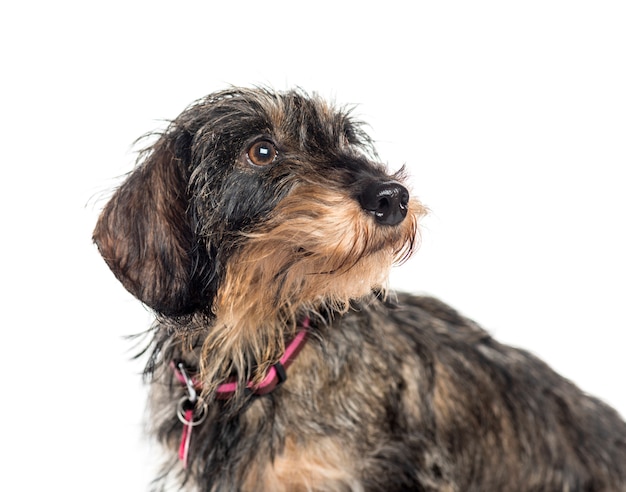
[94,87,425,386]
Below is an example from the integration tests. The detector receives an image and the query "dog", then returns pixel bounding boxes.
[94,87,626,491]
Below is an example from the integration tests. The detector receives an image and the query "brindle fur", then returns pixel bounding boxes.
[94,87,626,491]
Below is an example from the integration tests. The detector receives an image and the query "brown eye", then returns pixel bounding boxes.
[247,140,278,167]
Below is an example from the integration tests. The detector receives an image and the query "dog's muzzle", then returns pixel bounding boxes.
[359,181,410,226]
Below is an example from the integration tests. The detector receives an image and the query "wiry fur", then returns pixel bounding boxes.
[94,87,626,491]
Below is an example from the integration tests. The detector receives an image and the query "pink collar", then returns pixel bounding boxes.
[173,318,310,467]
[173,317,310,399]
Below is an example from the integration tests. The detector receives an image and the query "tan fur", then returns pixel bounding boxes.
[243,437,362,492]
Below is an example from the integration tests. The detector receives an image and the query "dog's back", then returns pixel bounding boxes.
[387,294,626,490]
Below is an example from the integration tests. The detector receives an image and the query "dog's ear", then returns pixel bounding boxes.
[93,133,205,316]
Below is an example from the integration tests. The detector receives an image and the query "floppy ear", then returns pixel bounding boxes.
[93,134,205,316]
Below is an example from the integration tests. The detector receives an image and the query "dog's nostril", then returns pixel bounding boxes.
[359,181,410,226]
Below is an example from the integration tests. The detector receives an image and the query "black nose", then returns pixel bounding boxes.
[359,181,410,226]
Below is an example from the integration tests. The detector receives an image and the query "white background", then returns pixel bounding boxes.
[2,1,625,490]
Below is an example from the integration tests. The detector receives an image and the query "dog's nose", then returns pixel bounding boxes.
[359,181,410,226]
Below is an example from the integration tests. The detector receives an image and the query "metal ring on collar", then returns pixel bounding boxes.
[176,396,208,427]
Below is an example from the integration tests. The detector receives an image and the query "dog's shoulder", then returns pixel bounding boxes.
[393,293,474,325]
[382,292,490,343]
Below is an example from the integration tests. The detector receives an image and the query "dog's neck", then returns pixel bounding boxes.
[173,317,310,399]
[171,317,311,467]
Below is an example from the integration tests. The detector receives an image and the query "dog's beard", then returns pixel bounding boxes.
[198,184,425,400]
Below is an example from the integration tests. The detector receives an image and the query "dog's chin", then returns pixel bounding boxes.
[214,246,393,326]
[308,250,393,305]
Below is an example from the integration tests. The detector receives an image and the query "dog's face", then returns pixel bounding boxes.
[94,88,425,384]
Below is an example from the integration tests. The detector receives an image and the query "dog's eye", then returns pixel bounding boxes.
[247,140,278,167]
